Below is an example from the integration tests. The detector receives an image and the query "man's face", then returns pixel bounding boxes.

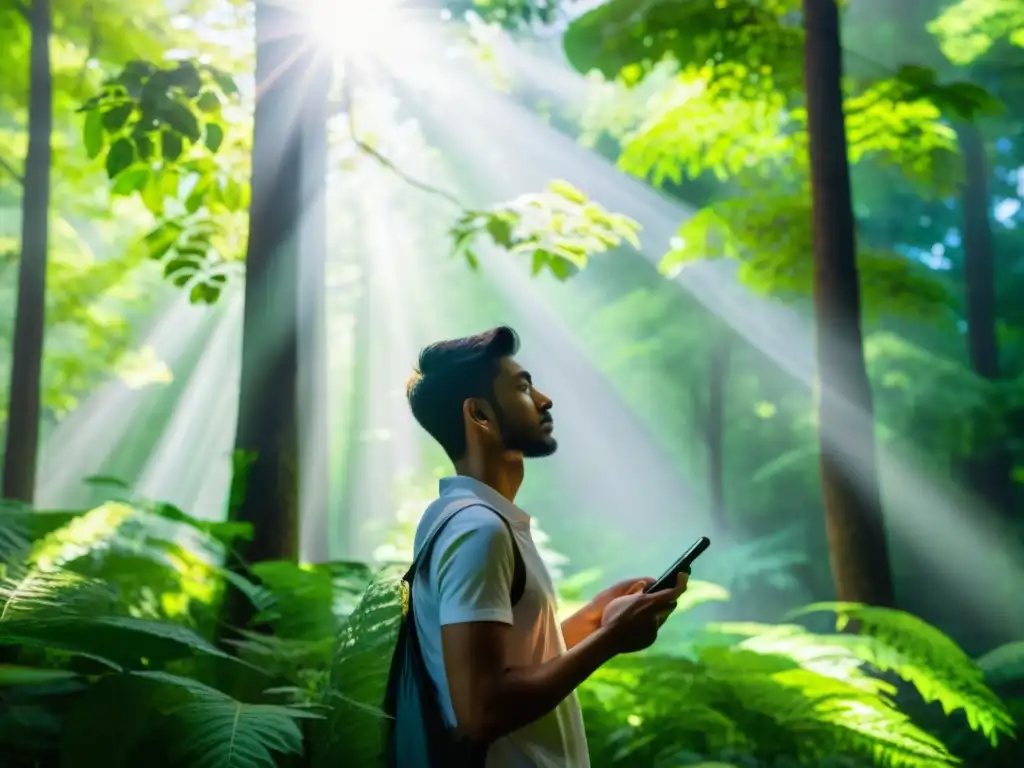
[490,356,556,458]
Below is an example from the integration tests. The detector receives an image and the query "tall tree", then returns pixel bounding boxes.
[227,0,329,571]
[802,0,894,605]
[2,0,52,503]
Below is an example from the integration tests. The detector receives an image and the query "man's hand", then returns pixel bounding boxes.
[561,576,655,649]
[600,572,688,653]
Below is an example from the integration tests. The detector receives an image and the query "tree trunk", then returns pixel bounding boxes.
[957,122,1012,512]
[2,0,52,504]
[802,0,895,606]
[298,51,333,564]
[705,329,733,537]
[226,1,321,572]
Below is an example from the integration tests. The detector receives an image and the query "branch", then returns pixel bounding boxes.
[339,82,465,210]
[11,0,29,20]
[349,127,465,209]
[0,156,24,186]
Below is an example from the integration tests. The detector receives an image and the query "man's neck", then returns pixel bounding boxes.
[454,452,524,503]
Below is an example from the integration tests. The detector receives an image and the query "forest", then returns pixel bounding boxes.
[1,0,1023,766]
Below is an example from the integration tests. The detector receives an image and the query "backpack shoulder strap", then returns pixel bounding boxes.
[405,498,527,607]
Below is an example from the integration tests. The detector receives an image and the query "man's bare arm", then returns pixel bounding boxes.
[441,586,680,743]
[441,620,618,743]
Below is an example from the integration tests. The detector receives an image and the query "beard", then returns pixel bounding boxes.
[495,405,557,458]
[505,431,558,458]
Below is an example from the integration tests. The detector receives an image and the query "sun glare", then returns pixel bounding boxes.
[302,0,409,62]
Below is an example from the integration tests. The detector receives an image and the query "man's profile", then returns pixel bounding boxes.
[399,325,686,767]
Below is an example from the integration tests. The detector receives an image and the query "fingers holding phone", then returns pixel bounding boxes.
[654,571,688,624]
[600,574,688,654]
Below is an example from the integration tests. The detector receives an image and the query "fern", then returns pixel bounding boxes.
[0,503,30,567]
[164,701,316,768]
[796,603,1017,745]
[59,670,318,768]
[0,569,119,623]
[22,502,226,622]
[584,621,964,767]
[1,567,236,669]
[308,567,403,767]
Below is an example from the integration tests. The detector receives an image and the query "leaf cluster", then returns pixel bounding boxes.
[78,59,248,304]
[450,179,641,279]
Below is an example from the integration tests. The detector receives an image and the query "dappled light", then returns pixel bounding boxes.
[2,1,1024,767]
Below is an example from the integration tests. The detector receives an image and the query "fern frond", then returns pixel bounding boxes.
[308,568,403,767]
[3,612,237,669]
[60,670,316,768]
[0,568,118,624]
[710,621,895,694]
[0,504,31,566]
[21,502,226,621]
[165,701,318,768]
[764,668,956,768]
[225,629,333,690]
[796,603,1016,745]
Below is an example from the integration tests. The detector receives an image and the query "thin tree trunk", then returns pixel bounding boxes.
[803,0,895,606]
[227,1,312,571]
[957,122,1013,511]
[2,0,52,504]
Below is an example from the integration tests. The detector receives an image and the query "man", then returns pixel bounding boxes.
[405,326,686,767]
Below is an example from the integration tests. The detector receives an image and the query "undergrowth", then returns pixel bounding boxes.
[0,498,1020,767]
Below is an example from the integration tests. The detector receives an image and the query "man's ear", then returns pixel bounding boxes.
[463,398,494,429]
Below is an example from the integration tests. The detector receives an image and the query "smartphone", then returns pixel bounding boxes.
[644,536,710,593]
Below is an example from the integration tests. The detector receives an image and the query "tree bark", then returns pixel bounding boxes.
[802,0,895,606]
[957,122,1013,512]
[227,1,323,570]
[2,0,52,504]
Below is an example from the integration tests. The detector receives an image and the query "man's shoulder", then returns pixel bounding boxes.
[413,494,507,557]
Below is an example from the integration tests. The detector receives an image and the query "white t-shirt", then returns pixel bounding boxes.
[411,476,590,768]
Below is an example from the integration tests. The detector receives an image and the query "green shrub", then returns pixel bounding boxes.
[0,499,1018,767]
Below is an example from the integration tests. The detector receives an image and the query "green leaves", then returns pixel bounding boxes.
[78,59,245,304]
[205,122,225,153]
[60,671,318,768]
[101,103,134,132]
[564,0,805,94]
[164,700,315,768]
[928,0,1024,65]
[891,64,1006,121]
[105,137,135,179]
[308,569,404,767]
[83,109,104,159]
[160,130,184,162]
[794,602,1018,745]
[659,195,955,319]
[579,592,1015,768]
[565,1,994,317]
[449,180,641,280]
[197,90,222,113]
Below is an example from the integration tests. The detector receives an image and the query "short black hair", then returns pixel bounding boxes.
[407,326,520,460]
